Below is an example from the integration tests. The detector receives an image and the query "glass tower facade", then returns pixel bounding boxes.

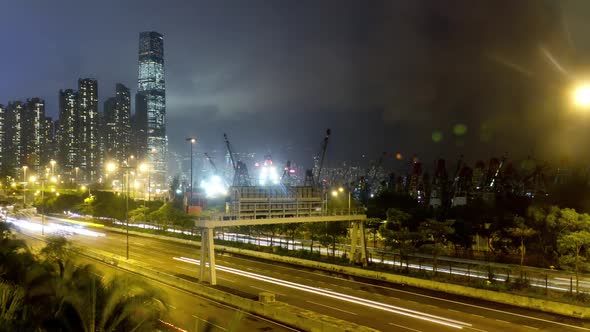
[138,31,167,190]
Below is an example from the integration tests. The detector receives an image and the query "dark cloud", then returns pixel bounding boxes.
[1,0,588,172]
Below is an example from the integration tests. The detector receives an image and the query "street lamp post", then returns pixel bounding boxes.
[106,161,133,260]
[186,137,197,212]
[22,166,28,207]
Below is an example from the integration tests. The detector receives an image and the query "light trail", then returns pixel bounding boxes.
[6,217,105,237]
[173,256,471,329]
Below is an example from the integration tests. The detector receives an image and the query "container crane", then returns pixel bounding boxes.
[224,133,251,187]
[304,129,331,188]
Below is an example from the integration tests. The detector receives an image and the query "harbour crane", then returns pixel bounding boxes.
[304,129,331,188]
[224,133,251,187]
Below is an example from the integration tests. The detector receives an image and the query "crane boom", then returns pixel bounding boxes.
[223,133,237,170]
[315,128,331,186]
[204,152,218,173]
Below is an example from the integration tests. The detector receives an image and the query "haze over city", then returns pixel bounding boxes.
[2,0,590,170]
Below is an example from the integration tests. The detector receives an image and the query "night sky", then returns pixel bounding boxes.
[2,0,590,172]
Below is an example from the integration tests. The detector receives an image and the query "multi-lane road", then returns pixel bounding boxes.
[11,217,590,332]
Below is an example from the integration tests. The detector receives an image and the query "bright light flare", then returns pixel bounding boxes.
[259,165,279,185]
[573,84,590,108]
[200,175,228,198]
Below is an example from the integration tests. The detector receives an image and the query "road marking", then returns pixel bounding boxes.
[306,300,358,315]
[250,286,286,296]
[448,309,460,313]
[224,255,590,331]
[132,241,146,246]
[495,319,510,324]
[470,314,484,318]
[192,315,227,331]
[217,277,235,283]
[388,322,422,332]
[523,326,539,330]
[426,304,438,309]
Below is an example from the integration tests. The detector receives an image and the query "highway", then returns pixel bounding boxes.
[11,216,590,332]
[111,220,590,294]
[20,231,296,332]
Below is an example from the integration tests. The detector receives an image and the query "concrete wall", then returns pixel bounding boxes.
[103,226,590,319]
[77,246,378,332]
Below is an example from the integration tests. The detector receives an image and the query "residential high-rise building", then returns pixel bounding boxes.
[24,97,46,173]
[131,93,148,160]
[4,99,47,174]
[103,84,131,164]
[78,78,99,182]
[43,117,55,166]
[58,89,79,179]
[0,104,5,174]
[138,31,167,190]
[5,101,24,172]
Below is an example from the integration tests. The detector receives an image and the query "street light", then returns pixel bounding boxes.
[186,137,197,212]
[50,160,56,176]
[572,83,590,108]
[139,163,150,201]
[105,161,134,260]
[22,166,28,207]
[332,187,352,215]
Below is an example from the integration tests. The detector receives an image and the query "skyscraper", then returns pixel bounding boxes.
[0,104,5,174]
[138,31,167,190]
[5,101,24,171]
[58,89,79,179]
[78,78,100,182]
[24,97,46,172]
[103,83,131,165]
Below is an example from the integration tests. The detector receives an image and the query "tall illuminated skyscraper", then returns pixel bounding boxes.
[78,78,99,182]
[137,31,167,190]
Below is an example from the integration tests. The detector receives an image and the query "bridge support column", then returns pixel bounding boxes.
[199,227,217,285]
[349,220,368,266]
[349,222,358,263]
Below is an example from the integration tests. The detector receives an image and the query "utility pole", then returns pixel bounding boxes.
[186,137,196,212]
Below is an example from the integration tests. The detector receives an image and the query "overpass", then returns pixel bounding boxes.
[195,213,368,285]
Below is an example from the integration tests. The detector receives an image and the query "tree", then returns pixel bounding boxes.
[365,218,382,249]
[52,268,168,332]
[129,206,151,223]
[558,231,590,294]
[418,219,455,274]
[506,216,536,266]
[149,202,193,227]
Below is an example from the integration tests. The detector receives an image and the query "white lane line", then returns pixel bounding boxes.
[250,286,286,296]
[388,322,422,332]
[224,254,590,331]
[470,314,484,318]
[175,257,469,329]
[494,319,510,324]
[306,300,358,316]
[448,309,460,313]
[523,326,539,330]
[217,277,235,283]
[132,241,146,246]
[192,315,227,331]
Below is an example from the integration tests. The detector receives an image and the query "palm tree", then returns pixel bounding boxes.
[52,265,168,332]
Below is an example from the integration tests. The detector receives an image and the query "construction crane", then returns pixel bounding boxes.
[204,152,218,174]
[281,160,292,185]
[304,129,331,188]
[223,133,251,187]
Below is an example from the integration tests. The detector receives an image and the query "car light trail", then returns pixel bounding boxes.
[173,257,471,329]
[6,217,105,237]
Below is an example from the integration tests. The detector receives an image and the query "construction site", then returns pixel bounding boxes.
[184,128,580,215]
